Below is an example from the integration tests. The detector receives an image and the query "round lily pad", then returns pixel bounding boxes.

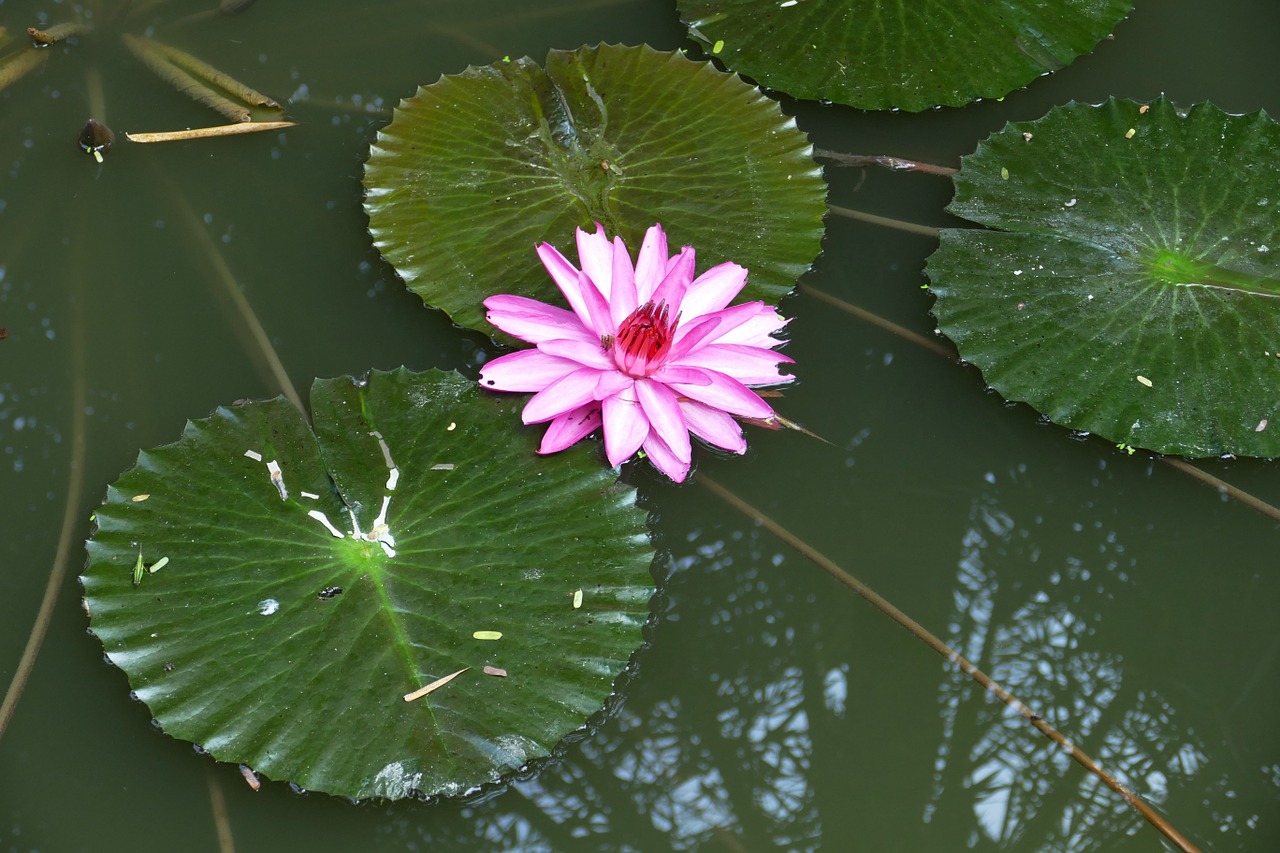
[678,0,1132,111]
[363,43,826,341]
[82,368,654,800]
[928,98,1280,457]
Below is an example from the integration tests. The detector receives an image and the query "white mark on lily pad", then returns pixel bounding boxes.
[148,556,169,574]
[307,509,345,538]
[300,491,320,500]
[266,460,287,500]
[1136,375,1153,387]
[1256,419,1269,432]
[243,449,263,462]
[572,589,583,609]
[431,463,455,471]
[257,598,279,616]
[483,665,508,677]
[473,630,503,641]
[131,494,150,503]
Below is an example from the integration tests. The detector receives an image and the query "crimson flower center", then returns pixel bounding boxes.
[609,300,678,377]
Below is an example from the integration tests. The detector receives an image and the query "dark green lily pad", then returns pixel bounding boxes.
[363,43,826,341]
[82,368,654,800]
[928,98,1280,457]
[678,0,1131,111]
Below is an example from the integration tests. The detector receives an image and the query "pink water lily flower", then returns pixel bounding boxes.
[479,223,794,483]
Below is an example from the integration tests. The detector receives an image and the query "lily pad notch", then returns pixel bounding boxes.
[82,368,656,800]
[363,43,827,342]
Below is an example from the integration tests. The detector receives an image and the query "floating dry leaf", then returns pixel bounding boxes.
[403,667,469,702]
[125,121,296,143]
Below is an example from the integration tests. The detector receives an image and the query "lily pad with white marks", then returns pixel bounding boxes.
[363,43,826,342]
[927,98,1280,457]
[677,0,1132,111]
[82,368,654,800]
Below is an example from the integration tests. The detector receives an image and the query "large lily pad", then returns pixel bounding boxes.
[82,368,654,800]
[928,99,1280,457]
[678,0,1131,111]
[363,43,826,341]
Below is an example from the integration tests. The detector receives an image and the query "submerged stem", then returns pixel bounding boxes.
[0,302,87,741]
[163,174,305,415]
[827,204,941,238]
[698,474,1204,853]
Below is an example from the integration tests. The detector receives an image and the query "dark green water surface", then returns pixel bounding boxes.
[2,1,1278,850]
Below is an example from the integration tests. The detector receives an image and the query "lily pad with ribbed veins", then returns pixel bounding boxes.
[363,44,825,342]
[927,99,1280,457]
[678,0,1131,111]
[81,368,654,800]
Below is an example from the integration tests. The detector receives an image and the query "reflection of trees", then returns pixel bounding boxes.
[374,482,1268,852]
[925,492,1211,852]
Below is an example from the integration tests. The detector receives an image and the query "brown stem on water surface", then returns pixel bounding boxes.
[0,303,87,741]
[799,283,955,359]
[827,203,941,238]
[1159,458,1280,524]
[814,148,958,176]
[126,121,297,143]
[697,474,1204,853]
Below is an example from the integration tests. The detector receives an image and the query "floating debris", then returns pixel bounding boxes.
[122,34,282,123]
[1136,375,1153,387]
[126,120,297,143]
[317,586,343,599]
[472,630,503,641]
[78,118,115,163]
[148,556,169,574]
[572,589,583,609]
[243,449,263,462]
[238,764,261,791]
[403,667,468,702]
[131,494,150,502]
[482,666,508,677]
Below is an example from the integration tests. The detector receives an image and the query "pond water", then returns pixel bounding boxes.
[2,0,1278,850]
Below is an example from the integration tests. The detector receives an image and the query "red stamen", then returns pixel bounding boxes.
[613,301,677,377]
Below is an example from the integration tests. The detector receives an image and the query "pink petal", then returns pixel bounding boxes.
[537,242,594,328]
[479,349,580,392]
[594,369,634,400]
[648,364,713,386]
[634,224,669,302]
[676,344,795,386]
[522,367,605,424]
[667,314,724,362]
[538,338,613,371]
[711,304,790,347]
[681,400,747,454]
[641,432,690,483]
[601,387,648,466]
[649,247,696,314]
[609,235,638,325]
[575,223,614,300]
[666,368,775,419]
[484,294,594,345]
[580,270,616,335]
[635,378,691,466]
[679,261,748,319]
[538,403,602,455]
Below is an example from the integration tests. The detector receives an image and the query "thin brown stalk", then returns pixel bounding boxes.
[814,148,958,176]
[0,302,87,740]
[205,765,236,853]
[828,203,941,238]
[126,121,297,143]
[1159,458,1280,523]
[163,175,305,415]
[698,474,1203,853]
[799,283,955,358]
